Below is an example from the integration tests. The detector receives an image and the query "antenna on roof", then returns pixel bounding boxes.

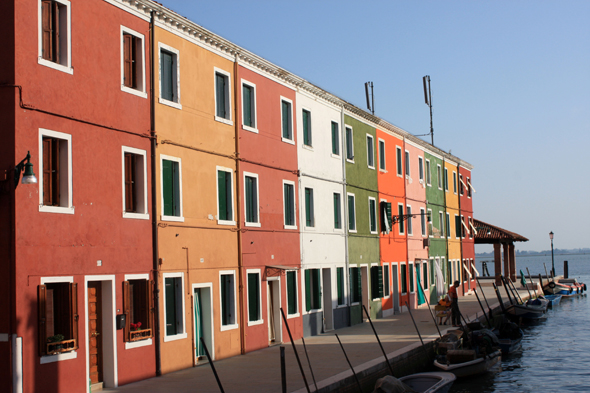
[365,82,374,115]
[423,76,434,145]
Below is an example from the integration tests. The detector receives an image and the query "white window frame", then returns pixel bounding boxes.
[397,203,405,235]
[347,193,357,233]
[366,134,375,170]
[216,166,235,226]
[124,273,152,349]
[406,205,413,236]
[163,272,187,342]
[418,156,424,183]
[396,146,403,177]
[158,42,181,110]
[425,159,431,186]
[246,269,263,326]
[219,270,238,332]
[120,26,147,98]
[241,79,257,133]
[38,128,74,214]
[214,67,233,125]
[420,208,426,237]
[378,138,386,172]
[453,171,457,194]
[369,197,378,234]
[160,154,184,222]
[345,126,354,163]
[282,180,297,230]
[286,270,300,318]
[37,0,72,74]
[383,263,390,299]
[121,146,149,220]
[437,164,442,190]
[280,96,294,144]
[243,172,260,227]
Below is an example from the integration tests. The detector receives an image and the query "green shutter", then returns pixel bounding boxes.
[162,160,173,217]
[248,273,259,321]
[331,122,339,155]
[312,270,321,310]
[161,51,174,101]
[398,204,405,233]
[218,171,227,221]
[348,195,355,230]
[333,193,341,229]
[305,270,311,311]
[346,128,353,160]
[216,73,226,118]
[370,199,376,232]
[282,101,291,139]
[409,264,414,292]
[287,272,297,314]
[337,268,343,305]
[165,278,177,336]
[221,275,227,326]
[379,141,385,170]
[305,188,313,227]
[378,266,384,298]
[303,110,311,146]
[243,85,252,127]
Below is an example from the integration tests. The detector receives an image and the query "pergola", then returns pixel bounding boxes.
[473,219,529,285]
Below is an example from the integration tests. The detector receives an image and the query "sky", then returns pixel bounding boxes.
[158,1,590,252]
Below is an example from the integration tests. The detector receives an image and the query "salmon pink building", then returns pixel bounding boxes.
[459,163,476,294]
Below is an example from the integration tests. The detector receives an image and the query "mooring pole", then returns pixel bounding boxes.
[200,337,225,393]
[301,337,318,392]
[501,276,515,305]
[507,277,524,304]
[335,334,363,393]
[417,284,442,339]
[280,346,287,393]
[474,289,491,328]
[476,278,493,321]
[526,268,538,298]
[362,305,394,375]
[280,308,311,393]
[404,301,429,359]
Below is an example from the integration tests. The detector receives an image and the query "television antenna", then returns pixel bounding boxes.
[423,75,434,145]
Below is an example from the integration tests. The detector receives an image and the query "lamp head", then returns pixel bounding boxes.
[549,231,554,240]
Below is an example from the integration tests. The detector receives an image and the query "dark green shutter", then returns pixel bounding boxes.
[378,266,384,298]
[337,268,343,305]
[398,204,405,233]
[331,122,339,155]
[282,101,290,139]
[348,195,355,230]
[303,110,311,146]
[221,275,227,326]
[216,73,226,118]
[333,193,341,229]
[287,272,297,314]
[349,268,353,303]
[161,51,174,102]
[165,278,177,336]
[397,148,402,176]
[248,273,259,321]
[346,128,353,160]
[305,270,311,311]
[410,264,414,292]
[284,184,294,226]
[370,199,376,232]
[246,176,257,223]
[305,188,313,227]
[312,270,321,309]
[367,136,374,167]
[379,141,385,170]
[243,85,252,127]
[218,171,227,220]
[357,268,362,303]
[162,160,173,217]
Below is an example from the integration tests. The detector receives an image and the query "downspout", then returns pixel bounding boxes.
[340,107,350,327]
[234,54,246,355]
[149,10,162,377]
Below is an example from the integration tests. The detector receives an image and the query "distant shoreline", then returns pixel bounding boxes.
[476,252,590,258]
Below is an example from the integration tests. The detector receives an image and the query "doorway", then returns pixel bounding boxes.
[322,268,333,331]
[193,285,213,364]
[392,264,400,314]
[88,282,103,386]
[267,278,281,345]
[360,266,369,320]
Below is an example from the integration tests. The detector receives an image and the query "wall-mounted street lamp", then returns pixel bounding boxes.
[549,231,555,277]
[2,151,37,192]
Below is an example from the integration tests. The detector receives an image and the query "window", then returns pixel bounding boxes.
[366,134,375,169]
[247,271,262,324]
[349,267,361,303]
[453,171,457,194]
[215,69,232,123]
[423,262,428,290]
[281,97,293,142]
[287,271,299,316]
[420,208,426,237]
[380,201,392,234]
[345,126,354,161]
[396,147,403,176]
[164,273,186,340]
[283,181,296,229]
[369,197,377,234]
[378,139,386,171]
[39,0,72,73]
[348,193,356,232]
[439,212,445,238]
[455,215,461,238]
[336,267,345,306]
[38,279,78,357]
[302,109,312,147]
[370,265,383,300]
[469,217,474,239]
[305,269,321,311]
[431,258,436,286]
[427,208,433,237]
[459,175,464,195]
[220,272,237,329]
[406,205,413,235]
[400,264,407,294]
[158,43,180,108]
[409,262,414,293]
[333,193,342,230]
[123,276,153,343]
[425,159,431,186]
[444,168,449,192]
[460,215,467,238]
[446,213,451,238]
[244,173,259,226]
[304,187,315,228]
[437,165,442,190]
[39,129,73,214]
[122,147,148,219]
[331,122,340,156]
[121,27,146,97]
[467,177,472,198]
[398,203,405,235]
[217,168,234,225]
[242,80,257,132]
[418,157,424,183]
[383,265,390,297]
[161,155,183,221]
[405,151,410,177]
[470,260,475,281]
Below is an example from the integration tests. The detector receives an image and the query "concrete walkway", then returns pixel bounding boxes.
[105,282,529,393]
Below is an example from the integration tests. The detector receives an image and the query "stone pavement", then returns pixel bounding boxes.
[104,282,527,393]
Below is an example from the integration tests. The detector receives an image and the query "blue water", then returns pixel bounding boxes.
[449,254,590,392]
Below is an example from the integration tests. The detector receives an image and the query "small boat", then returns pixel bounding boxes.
[494,281,546,323]
[399,372,456,393]
[434,349,502,378]
[492,321,524,355]
[541,294,562,307]
[558,278,586,296]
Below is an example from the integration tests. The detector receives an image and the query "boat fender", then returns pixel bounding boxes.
[548,282,556,289]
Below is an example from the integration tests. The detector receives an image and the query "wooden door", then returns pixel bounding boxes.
[88,282,103,384]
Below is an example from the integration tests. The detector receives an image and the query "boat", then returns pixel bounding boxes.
[493,282,546,323]
[433,349,502,378]
[558,278,586,296]
[399,372,456,393]
[541,294,562,307]
[492,321,524,355]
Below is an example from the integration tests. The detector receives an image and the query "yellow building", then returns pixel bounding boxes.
[444,158,462,289]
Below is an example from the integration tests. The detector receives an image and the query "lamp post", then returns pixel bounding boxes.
[549,231,555,277]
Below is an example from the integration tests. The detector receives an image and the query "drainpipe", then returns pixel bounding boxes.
[149,10,162,377]
[340,106,350,327]
[234,54,246,355]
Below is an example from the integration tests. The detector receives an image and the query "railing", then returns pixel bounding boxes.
[47,339,76,355]
[130,328,152,342]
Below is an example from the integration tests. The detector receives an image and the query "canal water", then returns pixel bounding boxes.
[449,254,590,392]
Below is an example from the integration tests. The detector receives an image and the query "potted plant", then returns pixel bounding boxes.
[47,334,65,352]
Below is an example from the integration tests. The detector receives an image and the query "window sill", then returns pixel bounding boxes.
[163,332,187,343]
[243,125,258,134]
[370,230,378,235]
[39,205,75,215]
[217,219,236,226]
[305,309,322,314]
[40,350,77,364]
[379,168,387,173]
[245,222,261,228]
[348,229,357,233]
[304,226,316,231]
[331,153,341,159]
[346,159,355,164]
[368,165,375,170]
[333,227,344,233]
[123,212,150,220]
[215,116,233,126]
[161,215,184,223]
[284,224,298,230]
[121,85,148,99]
[302,144,313,151]
[287,312,300,319]
[281,137,295,145]
[38,58,73,75]
[335,304,347,309]
[247,319,264,327]
[220,324,239,332]
[350,302,360,306]
[158,98,182,110]
[397,173,403,178]
[125,338,152,350]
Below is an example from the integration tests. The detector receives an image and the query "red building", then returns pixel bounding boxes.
[0,1,155,392]
[458,164,476,294]
[236,64,303,352]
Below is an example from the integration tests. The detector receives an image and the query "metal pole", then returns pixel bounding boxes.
[200,337,225,393]
[404,301,429,359]
[551,237,555,277]
[280,308,311,393]
[416,283,442,339]
[508,277,525,304]
[301,337,318,392]
[526,268,538,298]
[473,289,491,328]
[476,277,493,320]
[362,305,395,375]
[280,346,287,393]
[335,334,363,393]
